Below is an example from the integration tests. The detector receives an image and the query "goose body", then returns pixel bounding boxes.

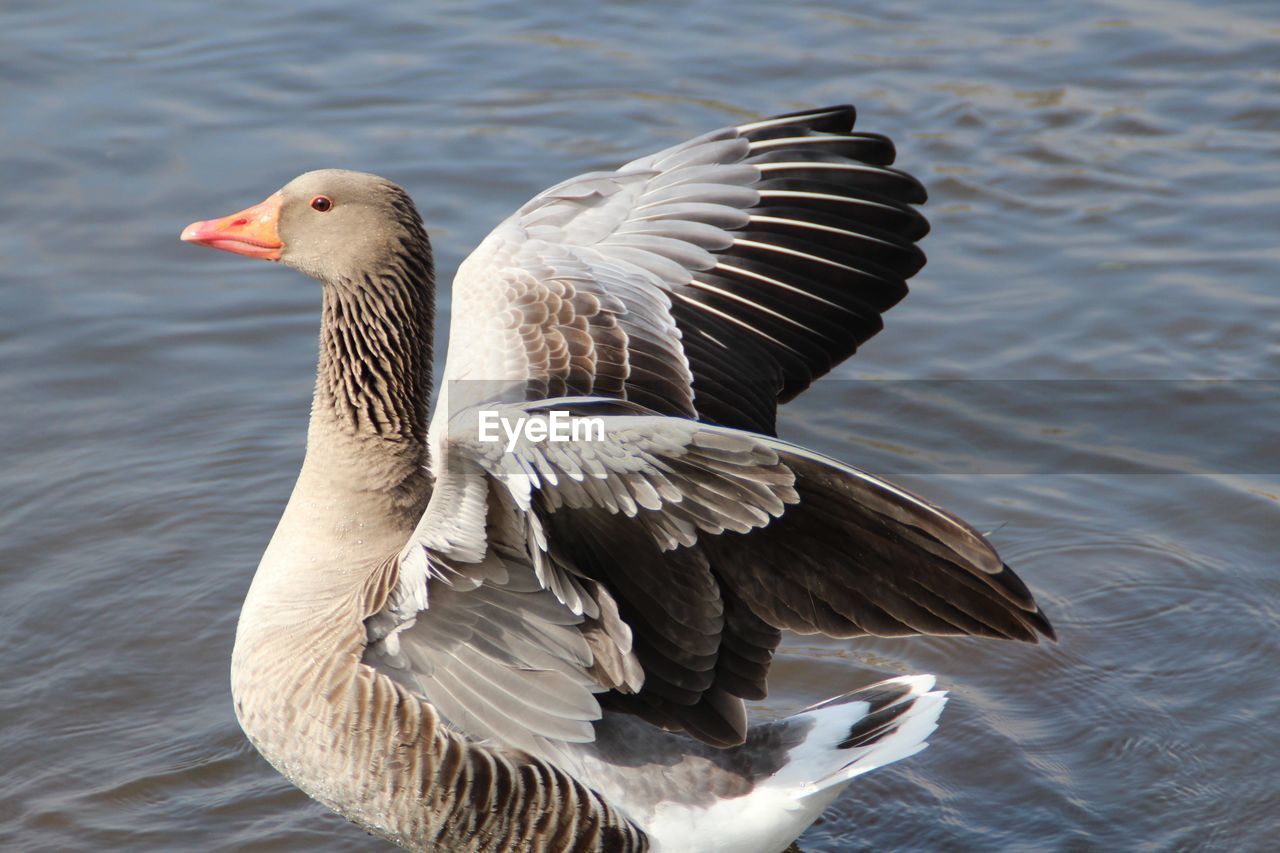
[184,106,1052,851]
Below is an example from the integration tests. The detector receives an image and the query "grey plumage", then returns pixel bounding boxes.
[188,106,1053,853]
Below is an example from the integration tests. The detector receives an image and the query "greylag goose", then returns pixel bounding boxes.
[182,105,1053,852]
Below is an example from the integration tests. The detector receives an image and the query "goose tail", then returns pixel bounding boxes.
[586,675,946,853]
[774,674,947,800]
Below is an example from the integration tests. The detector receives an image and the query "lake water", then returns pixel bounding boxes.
[2,1,1277,850]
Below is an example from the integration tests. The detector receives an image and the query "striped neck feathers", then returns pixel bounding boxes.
[315,233,434,443]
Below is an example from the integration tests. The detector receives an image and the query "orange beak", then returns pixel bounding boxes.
[181,193,284,260]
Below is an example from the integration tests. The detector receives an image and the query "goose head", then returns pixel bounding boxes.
[181,169,428,286]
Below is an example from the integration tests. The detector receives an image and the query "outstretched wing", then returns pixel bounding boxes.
[377,108,1047,755]
[436,105,927,436]
[369,401,1052,752]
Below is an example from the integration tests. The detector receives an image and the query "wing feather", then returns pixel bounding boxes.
[436,105,928,436]
[376,399,1050,749]
[371,109,1050,756]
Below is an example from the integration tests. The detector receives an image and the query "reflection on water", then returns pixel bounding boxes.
[1,0,1277,849]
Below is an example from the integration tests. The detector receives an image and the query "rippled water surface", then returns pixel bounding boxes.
[3,1,1278,850]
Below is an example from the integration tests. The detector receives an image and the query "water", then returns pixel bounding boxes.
[2,0,1277,849]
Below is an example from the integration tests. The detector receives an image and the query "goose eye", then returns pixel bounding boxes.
[310,196,333,212]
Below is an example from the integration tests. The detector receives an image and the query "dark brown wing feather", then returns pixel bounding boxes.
[533,435,1052,748]
[669,105,930,434]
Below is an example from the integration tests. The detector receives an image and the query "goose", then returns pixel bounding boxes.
[182,105,1053,852]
